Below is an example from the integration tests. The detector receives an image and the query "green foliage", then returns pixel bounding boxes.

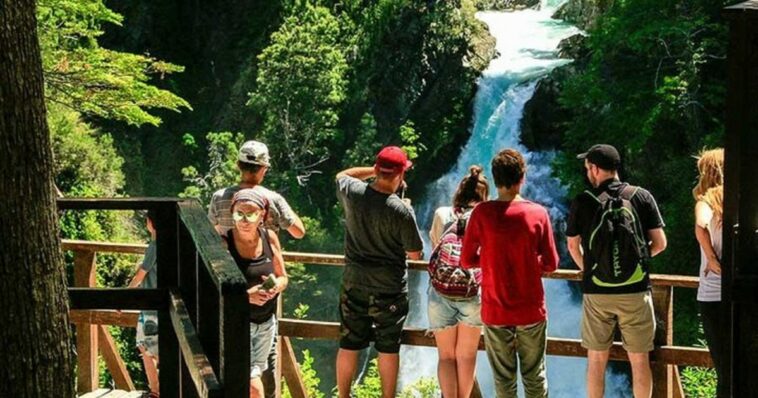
[681,366,717,398]
[250,4,348,181]
[282,350,325,398]
[180,132,246,205]
[347,359,439,398]
[398,121,425,161]
[37,0,191,126]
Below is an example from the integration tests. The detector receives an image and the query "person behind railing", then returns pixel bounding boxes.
[208,140,306,239]
[692,148,725,397]
[461,149,559,398]
[222,189,288,398]
[127,209,160,397]
[566,144,667,398]
[335,146,424,398]
[427,165,489,398]
[207,139,304,398]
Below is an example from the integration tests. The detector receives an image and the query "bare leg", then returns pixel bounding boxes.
[336,348,360,398]
[628,352,652,398]
[250,377,265,398]
[138,345,159,393]
[377,352,400,398]
[434,326,459,397]
[455,324,482,398]
[587,349,609,398]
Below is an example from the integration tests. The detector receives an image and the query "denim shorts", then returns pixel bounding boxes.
[250,315,277,379]
[427,287,482,331]
[136,310,159,357]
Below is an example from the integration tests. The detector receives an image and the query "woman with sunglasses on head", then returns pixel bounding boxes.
[225,189,288,398]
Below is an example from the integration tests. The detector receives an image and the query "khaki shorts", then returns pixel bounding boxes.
[581,291,655,353]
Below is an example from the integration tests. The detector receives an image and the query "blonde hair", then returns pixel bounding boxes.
[701,185,723,222]
[693,148,724,200]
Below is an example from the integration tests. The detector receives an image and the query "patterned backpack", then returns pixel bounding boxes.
[428,208,481,298]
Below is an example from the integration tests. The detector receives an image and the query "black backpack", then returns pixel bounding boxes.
[585,184,650,288]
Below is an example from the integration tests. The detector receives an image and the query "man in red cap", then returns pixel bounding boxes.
[334,146,424,398]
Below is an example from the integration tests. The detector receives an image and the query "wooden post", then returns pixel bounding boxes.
[97,325,135,391]
[651,285,684,398]
[275,296,283,398]
[74,250,98,394]
[281,337,308,398]
[155,203,181,397]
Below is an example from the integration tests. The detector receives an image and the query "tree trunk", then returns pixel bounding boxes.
[0,0,76,397]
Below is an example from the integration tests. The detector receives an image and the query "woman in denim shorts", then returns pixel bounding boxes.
[224,189,288,398]
[428,165,488,398]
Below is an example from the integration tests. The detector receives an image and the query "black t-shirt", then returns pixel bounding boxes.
[566,178,665,294]
[226,228,278,324]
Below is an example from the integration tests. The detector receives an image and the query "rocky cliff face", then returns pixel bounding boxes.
[476,0,540,10]
[552,0,614,31]
[520,33,589,151]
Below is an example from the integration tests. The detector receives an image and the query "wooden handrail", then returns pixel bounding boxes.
[61,241,701,289]
[277,318,713,368]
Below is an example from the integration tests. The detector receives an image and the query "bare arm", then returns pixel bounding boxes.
[268,230,289,292]
[567,235,584,271]
[695,201,721,276]
[336,167,375,181]
[286,214,306,239]
[647,228,667,257]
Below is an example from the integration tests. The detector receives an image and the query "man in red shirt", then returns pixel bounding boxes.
[461,148,559,398]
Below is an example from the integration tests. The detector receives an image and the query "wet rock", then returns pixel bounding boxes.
[552,0,614,31]
[476,0,541,11]
[520,65,576,151]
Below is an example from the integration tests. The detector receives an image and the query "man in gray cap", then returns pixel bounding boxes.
[566,144,667,398]
[208,140,305,238]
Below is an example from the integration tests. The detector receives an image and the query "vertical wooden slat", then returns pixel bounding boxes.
[97,325,135,391]
[221,289,249,398]
[281,337,308,398]
[74,250,98,394]
[275,298,283,398]
[155,203,180,397]
[651,285,683,398]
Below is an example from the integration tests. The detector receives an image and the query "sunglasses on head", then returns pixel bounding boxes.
[232,210,263,224]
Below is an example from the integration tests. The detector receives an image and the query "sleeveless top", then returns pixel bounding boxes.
[697,207,722,302]
[226,228,278,323]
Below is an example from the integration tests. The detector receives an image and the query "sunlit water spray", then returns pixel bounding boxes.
[399,5,631,397]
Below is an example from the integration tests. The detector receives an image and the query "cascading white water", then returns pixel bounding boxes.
[400,5,632,397]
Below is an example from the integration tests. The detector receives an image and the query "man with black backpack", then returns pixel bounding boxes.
[566,144,667,398]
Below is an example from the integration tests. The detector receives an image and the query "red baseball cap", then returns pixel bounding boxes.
[374,146,412,174]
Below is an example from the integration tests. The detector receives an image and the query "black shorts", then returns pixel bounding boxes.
[339,286,409,354]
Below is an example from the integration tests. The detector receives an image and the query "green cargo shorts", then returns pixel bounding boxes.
[339,286,409,354]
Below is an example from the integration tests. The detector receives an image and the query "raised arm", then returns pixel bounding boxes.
[267,230,289,293]
[336,167,375,181]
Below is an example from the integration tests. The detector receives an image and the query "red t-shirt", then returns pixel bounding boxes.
[461,200,559,326]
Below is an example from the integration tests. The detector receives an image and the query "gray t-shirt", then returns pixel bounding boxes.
[336,176,424,293]
[208,185,297,235]
[139,241,157,289]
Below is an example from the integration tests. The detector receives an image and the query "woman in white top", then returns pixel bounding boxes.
[428,165,489,398]
[693,148,724,396]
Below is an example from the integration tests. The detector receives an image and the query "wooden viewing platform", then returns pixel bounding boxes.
[61,203,710,398]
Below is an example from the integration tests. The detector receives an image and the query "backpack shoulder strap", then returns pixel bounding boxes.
[619,184,640,201]
[585,189,611,204]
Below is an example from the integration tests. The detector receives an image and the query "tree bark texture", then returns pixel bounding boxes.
[0,0,76,397]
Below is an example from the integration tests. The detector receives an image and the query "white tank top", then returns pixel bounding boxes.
[697,208,722,302]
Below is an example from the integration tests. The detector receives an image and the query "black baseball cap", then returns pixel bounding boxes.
[577,144,621,171]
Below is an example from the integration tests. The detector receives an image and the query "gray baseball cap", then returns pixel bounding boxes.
[238,140,271,167]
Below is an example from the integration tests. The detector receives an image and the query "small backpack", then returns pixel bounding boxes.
[585,184,651,288]
[428,208,481,298]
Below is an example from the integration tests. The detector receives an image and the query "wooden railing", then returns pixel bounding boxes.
[59,198,249,398]
[62,236,712,398]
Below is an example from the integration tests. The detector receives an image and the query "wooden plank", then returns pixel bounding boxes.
[97,325,135,391]
[78,388,111,398]
[169,292,223,398]
[74,250,99,394]
[155,202,181,398]
[177,202,248,295]
[281,337,308,398]
[277,319,714,367]
[651,286,676,398]
[69,288,166,311]
[220,287,249,398]
[69,310,139,328]
[62,239,148,254]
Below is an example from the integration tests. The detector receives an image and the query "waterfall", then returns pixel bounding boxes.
[400,6,632,397]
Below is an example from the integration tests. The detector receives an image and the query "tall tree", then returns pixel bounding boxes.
[0,0,75,397]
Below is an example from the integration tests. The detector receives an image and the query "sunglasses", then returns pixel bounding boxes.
[232,210,264,224]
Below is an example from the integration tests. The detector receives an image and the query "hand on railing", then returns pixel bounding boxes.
[247,284,276,305]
